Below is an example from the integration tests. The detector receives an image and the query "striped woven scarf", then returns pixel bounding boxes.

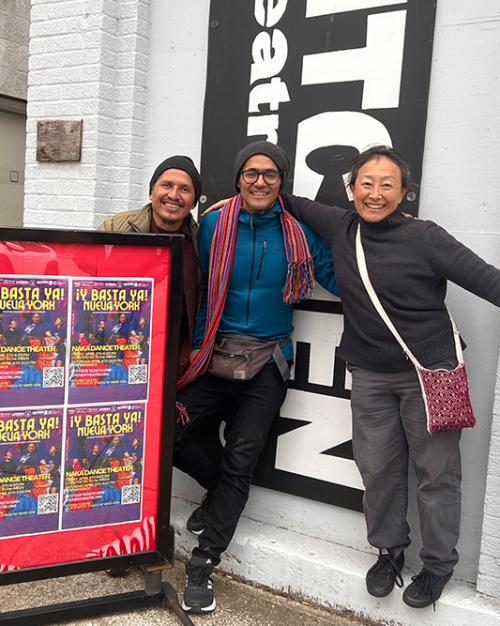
[177,193,314,393]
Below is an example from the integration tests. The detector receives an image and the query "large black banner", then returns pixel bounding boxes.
[200,0,436,511]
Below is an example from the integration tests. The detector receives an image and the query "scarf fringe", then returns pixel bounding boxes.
[278,195,315,304]
[176,401,190,425]
[282,258,314,304]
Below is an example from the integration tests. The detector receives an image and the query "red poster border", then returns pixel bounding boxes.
[0,228,183,584]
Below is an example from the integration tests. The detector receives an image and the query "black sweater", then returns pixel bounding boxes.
[283,195,500,372]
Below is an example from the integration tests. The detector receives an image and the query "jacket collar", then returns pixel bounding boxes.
[239,200,281,223]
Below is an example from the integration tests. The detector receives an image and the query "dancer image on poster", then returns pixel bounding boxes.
[111,313,131,341]
[15,442,40,474]
[5,319,20,346]
[94,319,107,346]
[52,316,67,366]
[0,449,15,477]
[20,312,47,344]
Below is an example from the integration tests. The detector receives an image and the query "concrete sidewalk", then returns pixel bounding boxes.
[2,562,369,626]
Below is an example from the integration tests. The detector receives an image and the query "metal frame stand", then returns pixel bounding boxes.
[0,231,190,624]
[0,564,195,626]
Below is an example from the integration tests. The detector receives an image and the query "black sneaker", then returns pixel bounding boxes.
[366,550,404,597]
[403,567,452,609]
[181,557,216,613]
[105,566,132,577]
[186,493,212,535]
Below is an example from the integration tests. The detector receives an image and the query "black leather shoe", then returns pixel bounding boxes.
[403,568,452,609]
[366,550,404,597]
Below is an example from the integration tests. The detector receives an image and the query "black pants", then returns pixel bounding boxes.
[174,363,288,564]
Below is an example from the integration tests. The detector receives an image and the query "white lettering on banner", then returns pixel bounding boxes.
[293,111,392,199]
[248,1,290,142]
[276,389,364,490]
[248,76,290,112]
[302,11,406,109]
[306,0,406,18]
[255,0,288,27]
[250,30,288,83]
[291,309,343,387]
[247,114,280,144]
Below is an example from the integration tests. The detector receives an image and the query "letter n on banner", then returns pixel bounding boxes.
[200,0,437,512]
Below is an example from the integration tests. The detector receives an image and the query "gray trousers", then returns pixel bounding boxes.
[349,363,462,576]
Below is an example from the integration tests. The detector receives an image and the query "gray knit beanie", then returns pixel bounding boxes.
[233,141,290,191]
[149,155,202,203]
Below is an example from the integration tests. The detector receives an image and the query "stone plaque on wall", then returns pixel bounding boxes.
[36,120,83,162]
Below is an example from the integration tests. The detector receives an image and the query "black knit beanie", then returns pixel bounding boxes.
[233,141,290,191]
[149,155,202,203]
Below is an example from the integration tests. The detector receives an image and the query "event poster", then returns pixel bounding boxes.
[68,279,152,404]
[0,236,173,572]
[0,276,68,408]
[0,276,155,538]
[0,408,63,538]
[62,403,144,530]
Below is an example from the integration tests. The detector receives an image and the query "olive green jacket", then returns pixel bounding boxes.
[97,203,199,258]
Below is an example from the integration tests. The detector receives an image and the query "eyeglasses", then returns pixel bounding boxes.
[240,168,281,185]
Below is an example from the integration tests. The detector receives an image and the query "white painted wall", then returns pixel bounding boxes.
[478,348,500,598]
[25,0,151,229]
[418,0,500,584]
[144,0,500,589]
[143,0,209,189]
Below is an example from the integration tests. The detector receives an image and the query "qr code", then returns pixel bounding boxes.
[121,484,141,505]
[38,493,59,515]
[128,364,147,385]
[43,366,64,388]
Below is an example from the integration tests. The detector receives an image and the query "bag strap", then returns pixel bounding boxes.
[355,225,464,367]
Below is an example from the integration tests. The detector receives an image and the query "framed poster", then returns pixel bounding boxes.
[0,228,182,583]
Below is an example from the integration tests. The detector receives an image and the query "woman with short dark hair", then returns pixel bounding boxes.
[282,145,500,609]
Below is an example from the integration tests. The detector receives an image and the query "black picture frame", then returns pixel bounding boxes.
[0,227,184,624]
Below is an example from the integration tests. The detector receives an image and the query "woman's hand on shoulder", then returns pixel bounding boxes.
[201,198,230,217]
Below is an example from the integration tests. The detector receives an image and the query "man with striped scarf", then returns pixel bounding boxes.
[174,141,338,614]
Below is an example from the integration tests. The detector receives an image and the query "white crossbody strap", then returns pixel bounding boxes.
[355,225,464,367]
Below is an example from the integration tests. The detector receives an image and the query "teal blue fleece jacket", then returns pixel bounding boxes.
[193,201,338,362]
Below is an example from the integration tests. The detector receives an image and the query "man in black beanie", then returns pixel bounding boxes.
[98,155,201,378]
[99,156,202,577]
[174,140,338,614]
[232,139,290,191]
